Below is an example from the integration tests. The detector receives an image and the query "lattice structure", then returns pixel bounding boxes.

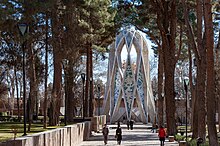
[103,28,156,123]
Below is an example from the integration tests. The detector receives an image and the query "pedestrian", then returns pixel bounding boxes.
[102,124,109,145]
[155,124,158,132]
[123,116,126,124]
[115,121,122,145]
[158,125,166,146]
[151,123,156,133]
[130,120,134,130]
[152,123,158,133]
[127,120,130,130]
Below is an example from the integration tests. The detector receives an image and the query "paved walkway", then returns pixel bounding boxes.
[79,124,179,146]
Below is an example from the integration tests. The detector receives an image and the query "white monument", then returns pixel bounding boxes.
[103,28,156,124]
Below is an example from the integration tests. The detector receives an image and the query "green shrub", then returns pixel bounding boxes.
[0,112,7,116]
[200,142,209,146]
[175,134,185,142]
[188,139,209,146]
[188,139,197,146]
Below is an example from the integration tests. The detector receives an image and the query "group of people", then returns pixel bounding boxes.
[102,121,122,145]
[126,120,134,130]
[102,121,166,146]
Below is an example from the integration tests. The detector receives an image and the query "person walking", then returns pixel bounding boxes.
[115,122,122,145]
[158,125,166,146]
[127,120,130,130]
[102,124,109,145]
[155,124,158,132]
[151,123,156,133]
[152,123,158,133]
[130,120,134,130]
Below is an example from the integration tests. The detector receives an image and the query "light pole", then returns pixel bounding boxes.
[18,23,28,136]
[81,73,86,120]
[97,84,101,116]
[184,77,189,141]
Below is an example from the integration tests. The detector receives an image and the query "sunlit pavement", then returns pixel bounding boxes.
[79,123,179,146]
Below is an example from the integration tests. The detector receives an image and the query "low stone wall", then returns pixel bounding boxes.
[0,121,91,146]
[179,141,187,146]
[91,115,106,132]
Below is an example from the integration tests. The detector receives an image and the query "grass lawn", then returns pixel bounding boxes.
[0,122,65,142]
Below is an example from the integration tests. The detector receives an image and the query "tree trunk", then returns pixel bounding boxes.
[85,46,89,117]
[64,71,67,123]
[49,52,62,126]
[192,79,199,138]
[35,90,39,120]
[188,46,196,132]
[27,42,37,132]
[196,45,207,140]
[155,0,177,135]
[43,16,49,129]
[14,68,21,121]
[196,0,207,140]
[182,0,201,138]
[157,48,164,126]
[89,45,94,117]
[64,60,75,122]
[165,0,177,136]
[49,12,62,126]
[204,0,218,144]
[8,70,15,115]
[216,31,220,132]
[163,53,176,136]
[217,61,220,132]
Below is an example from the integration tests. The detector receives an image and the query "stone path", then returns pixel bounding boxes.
[79,124,179,146]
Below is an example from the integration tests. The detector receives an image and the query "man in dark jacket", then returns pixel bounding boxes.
[116,122,122,145]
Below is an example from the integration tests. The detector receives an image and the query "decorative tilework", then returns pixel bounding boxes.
[114,68,120,107]
[123,56,134,119]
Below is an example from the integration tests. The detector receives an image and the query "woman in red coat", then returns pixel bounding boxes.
[158,126,166,146]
